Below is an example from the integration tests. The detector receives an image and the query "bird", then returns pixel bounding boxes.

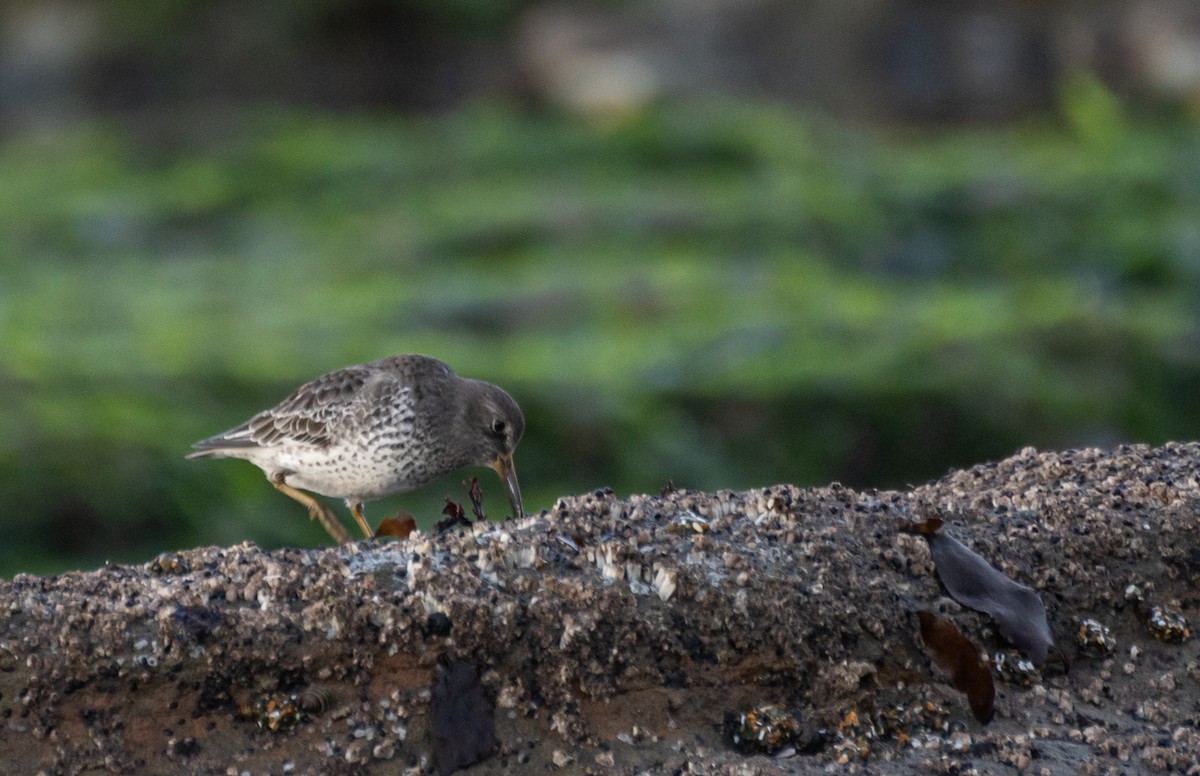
[187,354,525,543]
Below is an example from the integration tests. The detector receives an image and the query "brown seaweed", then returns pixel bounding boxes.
[435,498,471,533]
[916,610,996,724]
[375,514,417,540]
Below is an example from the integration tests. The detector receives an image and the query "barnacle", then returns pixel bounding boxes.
[651,565,677,601]
[1075,618,1116,657]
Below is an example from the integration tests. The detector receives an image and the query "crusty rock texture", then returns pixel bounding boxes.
[1,443,1198,775]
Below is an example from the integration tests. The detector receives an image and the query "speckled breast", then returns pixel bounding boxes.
[273,430,448,501]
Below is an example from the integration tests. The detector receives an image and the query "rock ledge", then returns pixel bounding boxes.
[2,443,1198,774]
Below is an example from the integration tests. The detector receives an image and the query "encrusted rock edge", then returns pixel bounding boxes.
[1,442,1198,774]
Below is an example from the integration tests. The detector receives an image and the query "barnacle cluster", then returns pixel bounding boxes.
[833,709,876,762]
[252,691,303,732]
[1074,618,1116,657]
[725,705,801,755]
[147,552,190,575]
[242,686,332,733]
[831,702,956,761]
[666,511,710,535]
[1146,605,1191,643]
[992,650,1040,687]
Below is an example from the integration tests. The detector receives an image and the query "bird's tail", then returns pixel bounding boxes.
[185,447,225,460]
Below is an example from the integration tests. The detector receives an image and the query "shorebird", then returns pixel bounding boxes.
[187,354,524,543]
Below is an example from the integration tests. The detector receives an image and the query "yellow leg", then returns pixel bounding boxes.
[349,500,374,539]
[269,475,351,544]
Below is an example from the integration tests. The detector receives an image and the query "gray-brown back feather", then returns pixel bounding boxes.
[187,355,454,458]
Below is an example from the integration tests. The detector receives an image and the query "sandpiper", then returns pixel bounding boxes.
[188,354,524,543]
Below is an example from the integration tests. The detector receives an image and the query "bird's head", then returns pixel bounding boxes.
[462,381,525,518]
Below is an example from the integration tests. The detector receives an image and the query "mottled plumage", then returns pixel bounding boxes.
[188,355,524,543]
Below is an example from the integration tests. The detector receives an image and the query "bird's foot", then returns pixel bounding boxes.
[308,503,352,544]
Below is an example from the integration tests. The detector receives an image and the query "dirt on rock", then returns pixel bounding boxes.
[1,443,1198,775]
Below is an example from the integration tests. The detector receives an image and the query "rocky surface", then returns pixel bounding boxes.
[1,443,1198,775]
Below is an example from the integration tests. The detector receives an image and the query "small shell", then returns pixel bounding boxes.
[299,685,334,714]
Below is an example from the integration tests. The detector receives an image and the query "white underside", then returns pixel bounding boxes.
[231,446,422,502]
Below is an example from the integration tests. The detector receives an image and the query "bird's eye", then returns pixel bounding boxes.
[491,419,507,435]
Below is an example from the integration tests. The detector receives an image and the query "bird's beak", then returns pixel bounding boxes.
[488,452,523,519]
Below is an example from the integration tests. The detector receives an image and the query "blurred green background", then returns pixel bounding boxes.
[2,1,1199,577]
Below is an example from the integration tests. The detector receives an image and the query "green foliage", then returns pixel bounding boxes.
[2,97,1198,576]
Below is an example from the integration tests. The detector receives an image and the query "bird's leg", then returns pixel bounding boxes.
[348,499,374,539]
[269,473,352,544]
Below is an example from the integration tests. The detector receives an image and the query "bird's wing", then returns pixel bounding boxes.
[191,364,377,452]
